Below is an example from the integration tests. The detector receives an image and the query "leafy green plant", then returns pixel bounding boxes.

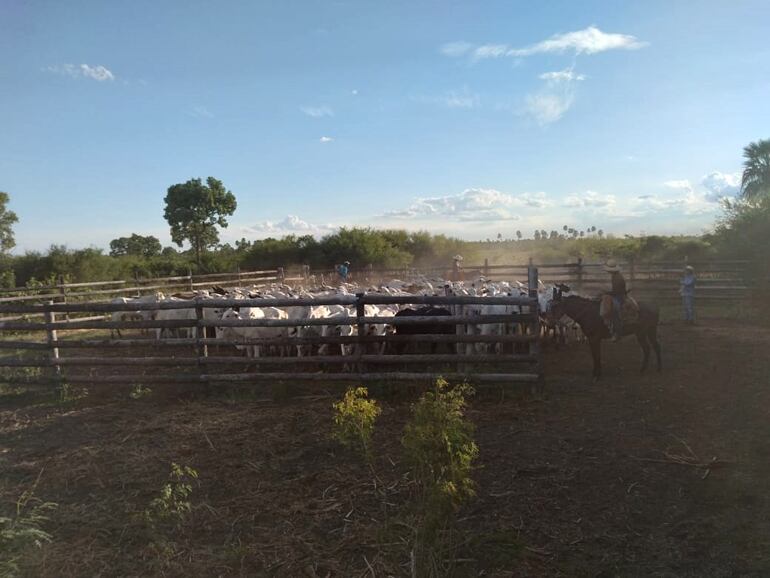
[332,386,381,459]
[144,463,198,528]
[57,381,88,404]
[0,476,57,576]
[129,384,152,400]
[401,378,478,576]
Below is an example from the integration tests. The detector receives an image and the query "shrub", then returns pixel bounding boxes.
[401,378,478,576]
[332,387,381,459]
[144,463,198,528]
[0,479,57,576]
[129,384,152,400]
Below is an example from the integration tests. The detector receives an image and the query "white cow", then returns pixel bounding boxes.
[216,306,289,357]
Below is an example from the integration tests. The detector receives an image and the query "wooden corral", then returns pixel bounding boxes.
[0,286,545,389]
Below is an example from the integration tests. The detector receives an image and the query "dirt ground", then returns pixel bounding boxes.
[2,317,770,577]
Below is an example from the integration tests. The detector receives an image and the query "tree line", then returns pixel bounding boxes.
[1,138,768,287]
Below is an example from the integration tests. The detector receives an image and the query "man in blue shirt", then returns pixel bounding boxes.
[680,265,696,323]
[337,260,350,282]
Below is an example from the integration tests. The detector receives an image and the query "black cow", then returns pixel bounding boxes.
[392,306,454,354]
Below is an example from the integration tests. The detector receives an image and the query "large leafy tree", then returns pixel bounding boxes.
[0,191,18,254]
[740,138,770,201]
[109,234,162,258]
[163,177,237,267]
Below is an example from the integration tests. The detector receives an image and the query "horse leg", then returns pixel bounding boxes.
[649,326,662,372]
[636,331,650,374]
[589,338,602,381]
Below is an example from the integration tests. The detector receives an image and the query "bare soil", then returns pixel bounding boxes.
[2,318,770,577]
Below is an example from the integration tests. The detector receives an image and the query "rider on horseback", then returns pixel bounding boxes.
[605,259,626,342]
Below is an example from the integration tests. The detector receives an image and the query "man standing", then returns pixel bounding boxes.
[605,259,627,341]
[680,265,696,323]
[451,254,463,282]
[337,260,350,282]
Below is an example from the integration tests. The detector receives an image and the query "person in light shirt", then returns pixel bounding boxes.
[680,265,696,323]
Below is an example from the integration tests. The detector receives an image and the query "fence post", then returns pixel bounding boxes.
[576,257,583,293]
[527,265,544,393]
[237,265,241,284]
[194,298,209,393]
[355,293,366,376]
[57,274,69,322]
[188,268,194,292]
[484,258,489,279]
[44,300,61,381]
[278,267,285,284]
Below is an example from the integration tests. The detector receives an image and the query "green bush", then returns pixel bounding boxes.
[402,378,478,576]
[144,463,198,528]
[0,481,57,576]
[332,387,381,459]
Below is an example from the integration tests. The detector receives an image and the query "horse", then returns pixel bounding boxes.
[546,287,661,381]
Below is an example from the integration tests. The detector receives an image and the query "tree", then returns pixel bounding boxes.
[0,192,18,254]
[109,234,162,258]
[516,230,522,241]
[533,230,541,241]
[163,177,237,267]
[740,138,770,201]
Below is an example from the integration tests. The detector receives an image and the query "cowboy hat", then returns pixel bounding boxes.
[453,254,463,261]
[343,261,350,265]
[604,259,621,273]
[685,265,694,271]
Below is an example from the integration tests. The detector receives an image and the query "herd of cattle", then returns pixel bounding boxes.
[110,276,584,358]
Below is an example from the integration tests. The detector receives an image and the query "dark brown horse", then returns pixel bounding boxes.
[547,289,661,380]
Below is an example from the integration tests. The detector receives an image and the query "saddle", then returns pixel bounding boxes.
[599,293,640,325]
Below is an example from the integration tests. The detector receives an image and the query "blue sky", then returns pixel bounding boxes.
[2,0,769,253]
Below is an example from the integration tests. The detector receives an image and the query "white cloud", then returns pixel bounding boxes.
[701,171,741,201]
[440,41,473,57]
[414,87,480,109]
[443,88,480,109]
[187,105,213,118]
[244,215,336,236]
[300,105,334,118]
[351,89,359,96]
[383,188,553,222]
[46,63,115,81]
[524,67,584,124]
[663,179,693,192]
[525,92,574,125]
[508,26,647,57]
[444,26,647,62]
[472,44,509,60]
[319,136,334,143]
[630,178,724,215]
[564,190,617,209]
[539,70,586,82]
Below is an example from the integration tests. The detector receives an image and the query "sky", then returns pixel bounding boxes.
[2,0,769,253]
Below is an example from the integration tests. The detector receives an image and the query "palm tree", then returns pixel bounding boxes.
[740,138,770,200]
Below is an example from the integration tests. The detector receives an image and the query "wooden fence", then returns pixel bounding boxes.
[317,258,751,303]
[0,269,544,389]
[0,268,288,322]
